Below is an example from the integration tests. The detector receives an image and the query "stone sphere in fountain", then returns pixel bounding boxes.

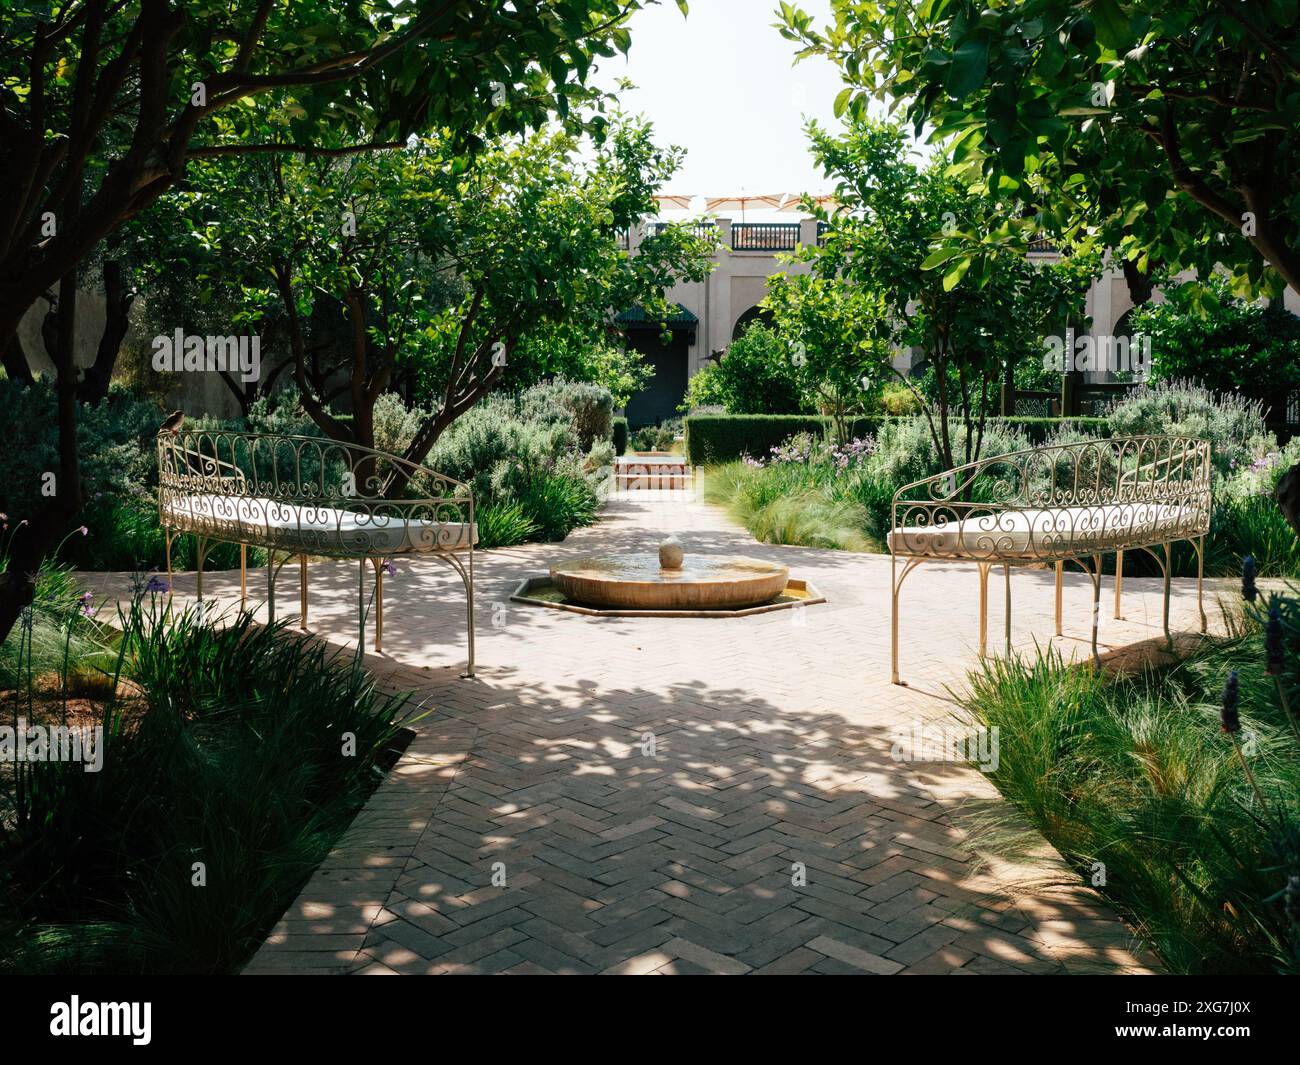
[659,536,684,570]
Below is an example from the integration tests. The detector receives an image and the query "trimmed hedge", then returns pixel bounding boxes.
[612,416,628,456]
[684,414,1109,465]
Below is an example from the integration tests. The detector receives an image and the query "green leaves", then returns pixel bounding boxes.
[941,254,972,291]
[781,0,1300,299]
[1090,0,1132,51]
[947,37,989,99]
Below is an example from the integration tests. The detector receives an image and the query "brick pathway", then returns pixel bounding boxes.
[102,488,1225,974]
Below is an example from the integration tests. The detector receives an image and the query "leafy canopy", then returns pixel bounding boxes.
[779,0,1300,297]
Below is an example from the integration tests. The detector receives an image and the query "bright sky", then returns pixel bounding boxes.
[592,0,844,210]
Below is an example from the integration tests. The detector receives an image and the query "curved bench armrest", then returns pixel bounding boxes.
[158,428,473,510]
[892,435,1210,510]
[889,435,1211,559]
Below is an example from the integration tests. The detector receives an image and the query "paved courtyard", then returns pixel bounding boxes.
[99,489,1227,975]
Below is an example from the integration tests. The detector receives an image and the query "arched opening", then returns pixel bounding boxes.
[731,304,773,341]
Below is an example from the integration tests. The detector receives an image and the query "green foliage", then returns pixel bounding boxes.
[706,462,879,553]
[612,417,629,456]
[0,560,111,691]
[684,413,1107,465]
[0,602,410,974]
[761,279,881,431]
[159,116,709,455]
[1106,379,1273,482]
[868,416,1032,491]
[1132,282,1300,406]
[781,0,1300,297]
[0,380,245,572]
[427,382,609,545]
[472,501,540,551]
[516,378,614,450]
[515,473,599,543]
[960,612,1300,974]
[874,381,923,416]
[630,419,681,452]
[509,328,651,409]
[687,415,850,465]
[681,324,807,415]
[775,117,1091,469]
[1210,495,1300,580]
[370,391,428,457]
[705,444,884,553]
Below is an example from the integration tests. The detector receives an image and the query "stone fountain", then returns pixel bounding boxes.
[548,538,789,611]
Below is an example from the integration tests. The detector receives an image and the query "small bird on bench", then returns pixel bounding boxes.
[158,409,185,434]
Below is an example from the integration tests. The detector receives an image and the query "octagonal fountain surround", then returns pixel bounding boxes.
[548,539,790,612]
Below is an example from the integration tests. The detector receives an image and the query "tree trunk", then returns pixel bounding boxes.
[0,271,82,646]
[1,332,34,384]
[78,260,135,404]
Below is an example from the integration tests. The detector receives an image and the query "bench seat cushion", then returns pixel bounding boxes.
[162,493,476,554]
[888,502,1191,560]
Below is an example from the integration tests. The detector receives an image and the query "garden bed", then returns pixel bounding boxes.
[958,588,1300,975]
[0,588,414,975]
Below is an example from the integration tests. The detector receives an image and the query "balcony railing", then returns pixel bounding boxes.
[651,221,719,242]
[731,222,800,252]
[1028,235,1058,253]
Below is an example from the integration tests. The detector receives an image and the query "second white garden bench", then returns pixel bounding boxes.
[888,435,1211,684]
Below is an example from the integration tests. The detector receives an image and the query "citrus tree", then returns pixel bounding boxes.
[0,0,687,643]
[780,118,1086,470]
[780,0,1300,299]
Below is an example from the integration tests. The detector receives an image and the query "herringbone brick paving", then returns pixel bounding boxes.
[95,486,1224,974]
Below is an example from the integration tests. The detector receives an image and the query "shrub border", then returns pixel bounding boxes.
[683,413,1110,465]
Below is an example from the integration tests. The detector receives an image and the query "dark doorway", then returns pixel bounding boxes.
[624,329,690,427]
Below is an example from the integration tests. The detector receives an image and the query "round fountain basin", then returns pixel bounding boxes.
[549,554,789,611]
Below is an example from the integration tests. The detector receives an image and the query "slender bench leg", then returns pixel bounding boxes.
[1090,553,1102,670]
[1196,535,1207,634]
[977,562,990,657]
[1162,541,1173,652]
[1114,548,1124,619]
[889,556,924,685]
[890,553,901,683]
[371,557,384,653]
[1003,563,1011,657]
[299,554,308,630]
[1054,560,1063,636]
[464,548,475,677]
[358,557,366,652]
[195,535,208,602]
[165,530,175,599]
[266,549,276,624]
[240,543,247,610]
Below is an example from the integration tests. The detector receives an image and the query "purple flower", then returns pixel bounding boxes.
[1220,671,1241,734]
[381,559,397,577]
[78,591,95,617]
[145,575,169,594]
[78,525,88,536]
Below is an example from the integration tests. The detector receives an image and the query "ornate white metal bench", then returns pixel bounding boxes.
[157,427,477,675]
[889,435,1211,684]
